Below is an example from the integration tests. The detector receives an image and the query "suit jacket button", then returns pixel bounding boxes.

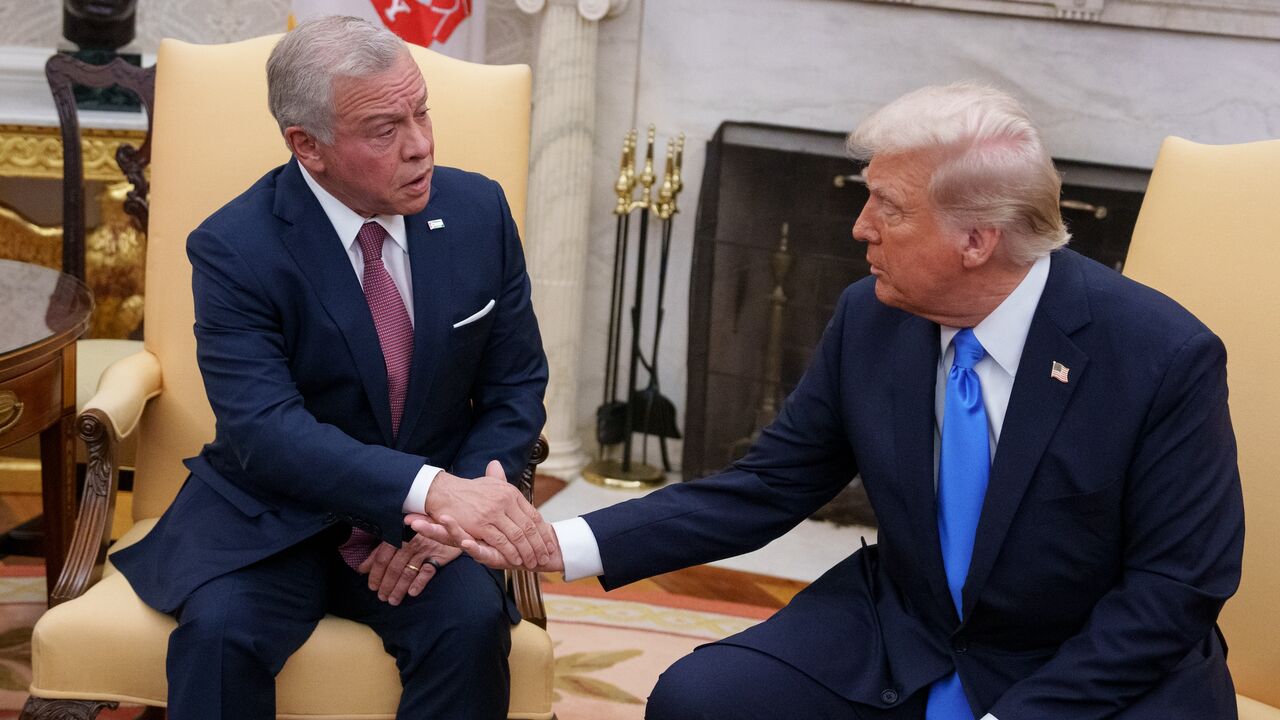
[880,689,899,705]
[322,513,338,524]
[951,637,969,654]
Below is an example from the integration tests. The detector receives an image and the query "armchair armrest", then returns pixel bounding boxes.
[51,350,163,606]
[82,349,163,441]
[510,435,550,628]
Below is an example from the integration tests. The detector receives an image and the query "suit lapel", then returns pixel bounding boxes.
[274,161,395,444]
[891,313,956,621]
[395,182,452,448]
[960,250,1091,620]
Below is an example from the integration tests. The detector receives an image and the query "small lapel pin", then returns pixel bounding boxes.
[428,218,445,230]
[1050,361,1070,384]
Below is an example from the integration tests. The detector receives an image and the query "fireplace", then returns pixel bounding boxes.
[683,122,1150,523]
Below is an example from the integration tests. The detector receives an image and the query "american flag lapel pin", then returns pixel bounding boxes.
[1050,361,1070,384]
[428,218,445,230]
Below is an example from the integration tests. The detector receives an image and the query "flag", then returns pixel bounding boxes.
[289,0,486,62]
[1050,361,1070,384]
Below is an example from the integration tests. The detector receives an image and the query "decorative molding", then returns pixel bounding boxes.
[0,124,145,182]
[857,0,1280,40]
[515,0,630,20]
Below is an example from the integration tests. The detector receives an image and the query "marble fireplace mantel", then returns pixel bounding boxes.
[856,0,1280,40]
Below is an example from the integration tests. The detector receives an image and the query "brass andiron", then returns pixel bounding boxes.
[586,126,686,488]
[729,222,793,460]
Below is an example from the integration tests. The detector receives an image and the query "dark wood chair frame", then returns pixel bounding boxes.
[25,52,552,720]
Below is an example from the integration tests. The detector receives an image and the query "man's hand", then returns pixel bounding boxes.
[406,512,564,573]
[359,534,461,606]
[425,460,555,568]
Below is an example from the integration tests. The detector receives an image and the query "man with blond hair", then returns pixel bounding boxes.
[418,83,1244,719]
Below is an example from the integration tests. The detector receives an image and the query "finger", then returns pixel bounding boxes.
[377,547,415,600]
[410,517,457,546]
[508,493,551,563]
[406,560,438,598]
[440,515,507,568]
[486,459,507,482]
[362,543,396,589]
[485,515,536,567]
[386,553,428,605]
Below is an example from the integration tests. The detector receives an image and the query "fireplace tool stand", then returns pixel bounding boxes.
[585,126,685,488]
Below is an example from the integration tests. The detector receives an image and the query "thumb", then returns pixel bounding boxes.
[486,459,507,482]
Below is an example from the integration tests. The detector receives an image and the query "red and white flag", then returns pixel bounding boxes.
[289,0,486,62]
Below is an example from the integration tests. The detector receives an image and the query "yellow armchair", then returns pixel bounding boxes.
[1123,137,1280,719]
[22,35,554,720]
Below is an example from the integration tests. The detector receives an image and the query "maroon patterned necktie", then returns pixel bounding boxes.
[339,220,415,570]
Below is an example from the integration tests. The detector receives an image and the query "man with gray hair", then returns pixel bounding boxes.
[417,83,1244,719]
[112,15,550,719]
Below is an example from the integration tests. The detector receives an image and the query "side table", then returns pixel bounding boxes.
[0,259,93,604]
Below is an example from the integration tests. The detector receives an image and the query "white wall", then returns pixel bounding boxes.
[577,0,1280,461]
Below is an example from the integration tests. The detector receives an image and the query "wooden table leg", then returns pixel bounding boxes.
[39,411,77,606]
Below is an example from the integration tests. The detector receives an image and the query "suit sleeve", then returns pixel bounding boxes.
[583,288,861,589]
[989,330,1244,719]
[189,226,426,543]
[447,181,548,481]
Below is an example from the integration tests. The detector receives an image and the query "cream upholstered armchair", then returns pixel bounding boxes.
[1122,137,1280,720]
[23,36,555,720]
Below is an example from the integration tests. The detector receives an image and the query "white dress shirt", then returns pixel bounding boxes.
[553,256,1052,719]
[298,165,441,515]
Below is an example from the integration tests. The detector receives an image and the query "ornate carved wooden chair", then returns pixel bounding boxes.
[47,55,152,459]
[0,56,150,490]
[22,35,555,720]
[1123,137,1280,720]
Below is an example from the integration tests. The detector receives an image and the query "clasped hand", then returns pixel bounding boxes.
[408,459,563,572]
[359,533,460,605]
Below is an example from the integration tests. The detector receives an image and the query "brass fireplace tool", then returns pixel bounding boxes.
[586,126,686,488]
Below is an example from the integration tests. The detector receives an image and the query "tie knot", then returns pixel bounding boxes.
[356,221,388,265]
[951,328,985,370]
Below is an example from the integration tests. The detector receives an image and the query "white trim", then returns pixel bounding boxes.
[856,0,1280,41]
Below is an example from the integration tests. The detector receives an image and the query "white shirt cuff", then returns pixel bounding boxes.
[402,464,443,514]
[552,517,604,581]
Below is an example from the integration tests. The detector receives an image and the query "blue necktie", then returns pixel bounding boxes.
[927,328,989,720]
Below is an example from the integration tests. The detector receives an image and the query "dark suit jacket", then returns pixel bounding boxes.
[584,249,1243,719]
[114,160,548,617]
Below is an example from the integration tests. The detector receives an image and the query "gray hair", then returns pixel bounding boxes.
[846,82,1070,265]
[267,15,408,145]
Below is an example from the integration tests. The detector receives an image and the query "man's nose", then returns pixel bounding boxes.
[852,211,874,244]
[405,124,432,160]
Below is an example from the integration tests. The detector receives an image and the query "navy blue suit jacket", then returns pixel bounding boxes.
[114,160,548,616]
[585,249,1243,719]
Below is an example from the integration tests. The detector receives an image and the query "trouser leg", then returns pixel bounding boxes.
[166,536,330,720]
[329,554,513,720]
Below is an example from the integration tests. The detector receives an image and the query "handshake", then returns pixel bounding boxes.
[406,460,565,573]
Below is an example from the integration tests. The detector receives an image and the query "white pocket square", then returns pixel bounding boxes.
[452,299,496,329]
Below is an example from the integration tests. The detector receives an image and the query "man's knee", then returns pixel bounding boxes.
[647,648,732,720]
[172,579,315,677]
[395,570,510,676]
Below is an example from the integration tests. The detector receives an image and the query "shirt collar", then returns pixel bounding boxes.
[939,253,1051,378]
[297,163,408,255]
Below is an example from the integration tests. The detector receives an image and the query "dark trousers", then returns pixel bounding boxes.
[165,528,512,720]
[646,644,925,720]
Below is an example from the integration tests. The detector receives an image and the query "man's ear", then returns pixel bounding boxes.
[284,126,325,174]
[961,225,1002,269]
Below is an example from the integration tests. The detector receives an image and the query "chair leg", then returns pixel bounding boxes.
[19,698,119,719]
